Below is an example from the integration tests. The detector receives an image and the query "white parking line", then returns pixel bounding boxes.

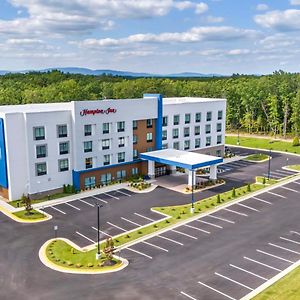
[252,196,272,205]
[76,231,95,243]
[229,264,268,281]
[79,199,94,207]
[92,196,108,204]
[134,212,155,222]
[207,215,235,224]
[292,181,300,185]
[290,231,300,236]
[268,242,300,255]
[197,220,223,229]
[236,203,260,212]
[280,236,300,245]
[271,170,287,176]
[279,169,296,175]
[121,217,141,227]
[106,222,127,232]
[180,291,198,300]
[50,206,66,215]
[267,191,286,199]
[263,173,281,179]
[215,272,253,291]
[142,241,168,252]
[198,281,236,300]
[91,226,112,237]
[157,235,184,246]
[126,247,152,259]
[172,229,198,239]
[280,186,300,193]
[224,208,248,217]
[256,249,295,263]
[103,192,119,200]
[65,202,81,211]
[115,190,132,197]
[184,224,210,234]
[243,256,282,272]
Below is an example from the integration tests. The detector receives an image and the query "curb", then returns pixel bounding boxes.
[282,165,300,173]
[241,259,300,300]
[0,207,51,223]
[39,238,129,275]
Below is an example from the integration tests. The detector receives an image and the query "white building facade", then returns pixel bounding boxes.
[0,94,226,201]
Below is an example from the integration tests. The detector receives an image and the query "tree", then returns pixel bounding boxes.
[21,194,33,215]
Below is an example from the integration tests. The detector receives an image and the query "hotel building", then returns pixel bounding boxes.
[0,94,226,201]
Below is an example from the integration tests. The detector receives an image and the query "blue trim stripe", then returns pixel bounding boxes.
[140,153,223,171]
[143,94,163,150]
[0,119,8,189]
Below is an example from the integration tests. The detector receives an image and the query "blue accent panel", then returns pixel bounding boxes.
[0,119,8,189]
[72,170,80,191]
[140,153,223,171]
[143,94,163,150]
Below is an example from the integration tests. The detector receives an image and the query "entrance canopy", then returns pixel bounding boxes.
[140,149,223,171]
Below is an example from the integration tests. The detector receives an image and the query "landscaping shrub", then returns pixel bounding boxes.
[217,194,221,204]
[293,136,300,147]
[76,263,82,268]
[87,263,93,267]
[247,183,251,192]
[232,187,236,197]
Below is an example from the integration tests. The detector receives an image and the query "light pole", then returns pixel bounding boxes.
[268,149,272,180]
[96,203,103,260]
[191,169,195,214]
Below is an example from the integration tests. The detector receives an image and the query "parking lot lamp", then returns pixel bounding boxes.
[191,169,195,214]
[96,204,103,260]
[268,149,272,180]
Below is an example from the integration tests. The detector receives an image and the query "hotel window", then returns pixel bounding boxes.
[162,116,168,127]
[173,115,180,125]
[133,149,139,159]
[84,176,96,188]
[195,138,201,149]
[84,124,92,136]
[36,162,47,176]
[117,170,126,180]
[58,159,69,172]
[117,121,125,132]
[217,135,222,144]
[132,167,139,176]
[184,140,190,150]
[103,154,110,166]
[216,150,222,157]
[173,142,180,150]
[36,145,47,158]
[217,123,222,132]
[162,143,168,150]
[34,126,45,141]
[85,157,93,169]
[84,141,92,153]
[57,125,67,138]
[184,127,190,137]
[133,135,138,144]
[185,113,191,124]
[195,112,201,123]
[59,142,69,155]
[218,110,223,120]
[146,132,153,142]
[118,152,125,163]
[206,111,212,122]
[162,130,167,141]
[103,123,110,134]
[118,137,125,148]
[102,139,110,150]
[172,128,179,139]
[147,147,153,152]
[195,126,200,136]
[101,173,112,185]
[147,119,153,128]
[206,136,211,146]
[205,124,211,134]
[132,120,138,130]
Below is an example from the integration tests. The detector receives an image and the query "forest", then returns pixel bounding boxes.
[1,70,300,138]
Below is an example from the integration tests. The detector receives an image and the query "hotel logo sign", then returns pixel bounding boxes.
[80,108,117,116]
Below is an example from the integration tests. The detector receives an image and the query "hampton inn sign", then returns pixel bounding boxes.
[80,108,117,116]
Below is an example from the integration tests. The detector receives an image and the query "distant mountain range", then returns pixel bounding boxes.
[0,67,225,78]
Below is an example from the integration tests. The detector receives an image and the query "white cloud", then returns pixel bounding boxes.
[227,49,251,55]
[195,3,209,14]
[205,15,224,23]
[259,34,296,49]
[290,0,300,5]
[255,9,300,31]
[256,4,269,11]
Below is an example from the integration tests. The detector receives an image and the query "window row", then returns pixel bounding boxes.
[36,159,69,176]
[36,142,70,159]
[33,125,68,141]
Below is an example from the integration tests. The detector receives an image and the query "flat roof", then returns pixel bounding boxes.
[140,149,223,170]
[163,97,226,105]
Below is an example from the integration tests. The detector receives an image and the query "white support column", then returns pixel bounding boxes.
[169,165,177,174]
[209,165,217,181]
[148,160,155,179]
[188,170,196,187]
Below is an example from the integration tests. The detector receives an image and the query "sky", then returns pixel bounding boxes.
[0,0,300,75]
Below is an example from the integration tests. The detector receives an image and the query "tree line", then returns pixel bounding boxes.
[1,70,300,137]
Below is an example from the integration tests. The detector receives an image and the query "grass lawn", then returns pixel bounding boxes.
[226,136,300,154]
[13,209,46,220]
[256,176,278,185]
[286,165,300,172]
[253,266,300,300]
[245,153,269,162]
[47,240,122,270]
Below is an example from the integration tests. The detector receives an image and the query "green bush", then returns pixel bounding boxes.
[293,136,300,147]
[247,183,251,192]
[217,194,221,204]
[262,177,266,185]
[232,187,236,197]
